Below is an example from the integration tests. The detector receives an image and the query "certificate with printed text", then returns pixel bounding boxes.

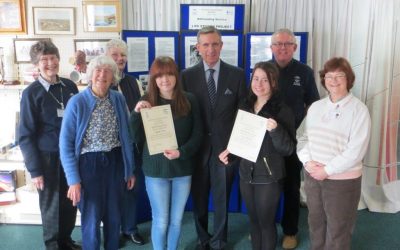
[141,104,178,155]
[227,110,267,162]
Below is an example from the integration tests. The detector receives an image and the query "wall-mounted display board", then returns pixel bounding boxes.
[122,30,179,89]
[245,32,308,83]
[180,31,244,70]
[180,4,245,32]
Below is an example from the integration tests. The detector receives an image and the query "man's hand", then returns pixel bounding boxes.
[218,149,230,165]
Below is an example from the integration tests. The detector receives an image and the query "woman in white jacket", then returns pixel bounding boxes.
[297,57,371,250]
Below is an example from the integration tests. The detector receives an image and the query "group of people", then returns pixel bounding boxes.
[18,26,371,250]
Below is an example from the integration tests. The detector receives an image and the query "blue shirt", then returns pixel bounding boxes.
[203,60,221,91]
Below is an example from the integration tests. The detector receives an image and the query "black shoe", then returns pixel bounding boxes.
[125,233,145,245]
[60,240,82,250]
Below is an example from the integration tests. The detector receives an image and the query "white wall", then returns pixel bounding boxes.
[0,0,120,83]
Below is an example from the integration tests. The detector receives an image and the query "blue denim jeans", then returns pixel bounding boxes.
[145,175,192,250]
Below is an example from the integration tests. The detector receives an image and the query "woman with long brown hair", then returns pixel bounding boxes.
[130,56,203,250]
[219,61,295,250]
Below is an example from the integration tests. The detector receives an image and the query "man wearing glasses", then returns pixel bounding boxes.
[270,28,320,249]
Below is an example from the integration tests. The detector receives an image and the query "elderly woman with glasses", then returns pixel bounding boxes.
[59,55,136,250]
[105,38,145,245]
[19,40,80,250]
[297,57,371,250]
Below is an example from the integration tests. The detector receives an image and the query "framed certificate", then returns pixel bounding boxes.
[141,104,178,155]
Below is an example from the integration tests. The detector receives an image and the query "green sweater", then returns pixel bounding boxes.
[129,92,203,178]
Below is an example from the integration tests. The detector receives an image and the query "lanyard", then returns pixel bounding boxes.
[48,84,64,109]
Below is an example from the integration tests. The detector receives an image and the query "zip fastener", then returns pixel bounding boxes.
[249,164,254,183]
[263,157,272,175]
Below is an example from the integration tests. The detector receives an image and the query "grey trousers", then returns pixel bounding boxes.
[38,152,77,250]
[304,173,361,250]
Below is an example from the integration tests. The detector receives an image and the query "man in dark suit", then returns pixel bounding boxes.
[181,26,247,250]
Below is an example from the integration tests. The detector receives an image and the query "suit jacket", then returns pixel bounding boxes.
[181,60,247,166]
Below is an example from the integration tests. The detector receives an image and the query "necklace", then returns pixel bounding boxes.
[47,84,64,109]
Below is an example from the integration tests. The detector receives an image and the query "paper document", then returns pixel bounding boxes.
[227,109,267,162]
[141,104,178,155]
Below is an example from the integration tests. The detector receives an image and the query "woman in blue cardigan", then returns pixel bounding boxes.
[59,55,135,250]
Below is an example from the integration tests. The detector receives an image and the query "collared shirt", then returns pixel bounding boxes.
[38,74,65,91]
[38,74,66,109]
[203,60,221,91]
[81,88,121,154]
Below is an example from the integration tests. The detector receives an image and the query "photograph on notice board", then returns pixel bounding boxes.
[139,74,149,92]
[189,45,201,66]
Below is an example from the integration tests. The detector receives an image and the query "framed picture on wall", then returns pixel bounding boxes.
[33,7,75,35]
[74,39,110,62]
[82,1,121,32]
[0,0,26,34]
[13,38,51,63]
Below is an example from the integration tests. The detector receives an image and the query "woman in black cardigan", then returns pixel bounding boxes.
[219,61,295,250]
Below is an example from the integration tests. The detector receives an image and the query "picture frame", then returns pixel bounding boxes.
[33,7,75,35]
[74,39,110,62]
[13,38,51,63]
[0,0,26,34]
[82,1,121,32]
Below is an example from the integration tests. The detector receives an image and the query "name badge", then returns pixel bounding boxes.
[57,108,64,117]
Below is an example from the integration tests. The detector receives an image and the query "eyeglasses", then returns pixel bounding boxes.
[272,42,295,48]
[324,74,346,81]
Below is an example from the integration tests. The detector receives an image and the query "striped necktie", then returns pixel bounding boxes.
[207,68,217,108]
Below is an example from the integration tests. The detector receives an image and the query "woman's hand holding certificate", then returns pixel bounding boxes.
[226,109,268,163]
[140,104,178,155]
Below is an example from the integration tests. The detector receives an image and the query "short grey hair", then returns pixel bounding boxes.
[30,40,60,65]
[271,28,297,44]
[105,39,127,54]
[197,26,222,43]
[86,55,120,84]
